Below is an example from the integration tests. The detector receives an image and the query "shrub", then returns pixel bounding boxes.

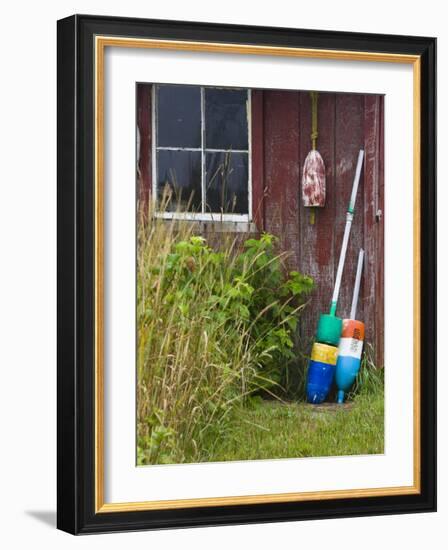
[233,234,314,388]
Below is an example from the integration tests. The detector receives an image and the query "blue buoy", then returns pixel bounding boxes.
[306,360,336,404]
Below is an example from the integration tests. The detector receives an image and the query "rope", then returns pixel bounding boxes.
[310,91,318,150]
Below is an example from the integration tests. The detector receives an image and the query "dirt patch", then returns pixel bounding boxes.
[306,402,354,414]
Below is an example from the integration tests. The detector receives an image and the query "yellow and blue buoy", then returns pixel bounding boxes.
[306,343,338,404]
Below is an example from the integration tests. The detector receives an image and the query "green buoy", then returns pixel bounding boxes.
[316,314,343,346]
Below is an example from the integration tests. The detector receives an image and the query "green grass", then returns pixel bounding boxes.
[203,392,384,462]
[151,390,384,465]
[201,353,385,463]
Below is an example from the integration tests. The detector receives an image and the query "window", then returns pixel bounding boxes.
[153,84,251,220]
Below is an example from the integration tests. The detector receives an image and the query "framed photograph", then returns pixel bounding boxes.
[57,14,436,534]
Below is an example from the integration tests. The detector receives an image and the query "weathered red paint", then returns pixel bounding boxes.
[260,90,384,367]
[263,91,301,269]
[251,90,265,231]
[334,93,365,335]
[378,98,384,367]
[362,96,378,360]
[136,84,152,212]
[364,95,384,366]
[297,92,337,353]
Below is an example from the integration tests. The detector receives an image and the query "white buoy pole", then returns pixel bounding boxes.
[350,249,364,320]
[330,149,364,316]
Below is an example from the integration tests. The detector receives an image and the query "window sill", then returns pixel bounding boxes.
[155,217,258,234]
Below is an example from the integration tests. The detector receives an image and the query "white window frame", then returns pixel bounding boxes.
[151,84,252,222]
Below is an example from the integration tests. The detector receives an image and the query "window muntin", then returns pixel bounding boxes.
[153,84,251,220]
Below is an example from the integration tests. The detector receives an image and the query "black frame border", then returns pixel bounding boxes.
[57,14,436,534]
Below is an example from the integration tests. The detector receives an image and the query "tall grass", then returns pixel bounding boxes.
[137,209,312,465]
[348,342,384,398]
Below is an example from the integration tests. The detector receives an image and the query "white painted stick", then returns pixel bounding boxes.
[329,149,364,315]
[350,248,364,320]
[330,215,352,313]
[349,149,365,212]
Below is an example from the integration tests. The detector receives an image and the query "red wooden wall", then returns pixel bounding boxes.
[254,90,384,366]
[137,85,384,367]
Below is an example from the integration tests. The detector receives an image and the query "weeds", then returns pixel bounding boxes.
[348,342,384,399]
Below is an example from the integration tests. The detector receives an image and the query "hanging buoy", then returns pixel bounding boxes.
[335,249,365,403]
[302,91,326,224]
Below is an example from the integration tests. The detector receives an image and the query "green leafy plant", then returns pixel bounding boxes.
[234,233,314,387]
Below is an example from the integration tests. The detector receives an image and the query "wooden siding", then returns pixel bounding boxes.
[137,85,384,367]
[260,91,384,366]
[136,84,152,212]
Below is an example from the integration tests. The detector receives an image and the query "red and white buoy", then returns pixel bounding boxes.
[302,91,325,223]
[335,248,365,403]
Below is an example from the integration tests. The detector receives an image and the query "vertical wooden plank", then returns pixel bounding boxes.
[251,90,265,231]
[376,96,387,367]
[136,83,152,213]
[334,94,365,323]
[298,91,336,344]
[376,97,385,367]
[263,91,300,269]
[364,94,384,366]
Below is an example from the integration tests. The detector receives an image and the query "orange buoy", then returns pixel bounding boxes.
[341,319,365,341]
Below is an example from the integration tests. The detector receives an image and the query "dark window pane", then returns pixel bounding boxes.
[205,89,248,150]
[157,85,201,148]
[157,150,202,212]
[205,152,248,214]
